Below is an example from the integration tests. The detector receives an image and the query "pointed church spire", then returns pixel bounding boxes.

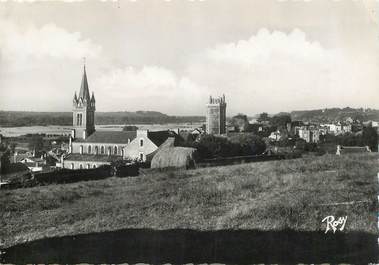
[78,64,90,101]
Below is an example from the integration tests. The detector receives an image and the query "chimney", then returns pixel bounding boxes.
[137,129,148,137]
[69,137,72,153]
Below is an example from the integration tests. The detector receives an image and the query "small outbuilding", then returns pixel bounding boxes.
[336,145,371,155]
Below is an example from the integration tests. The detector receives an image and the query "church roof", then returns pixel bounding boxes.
[75,131,137,144]
[78,66,90,101]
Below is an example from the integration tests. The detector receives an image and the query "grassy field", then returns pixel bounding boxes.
[0,153,377,248]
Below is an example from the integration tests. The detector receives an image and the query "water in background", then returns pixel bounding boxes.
[0,123,202,137]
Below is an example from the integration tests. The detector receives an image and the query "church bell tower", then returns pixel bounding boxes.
[72,64,96,140]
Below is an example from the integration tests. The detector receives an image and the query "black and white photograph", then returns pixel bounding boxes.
[0,0,378,264]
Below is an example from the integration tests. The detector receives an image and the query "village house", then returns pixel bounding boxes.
[298,128,320,143]
[19,157,45,172]
[268,130,282,141]
[321,122,352,135]
[336,145,371,155]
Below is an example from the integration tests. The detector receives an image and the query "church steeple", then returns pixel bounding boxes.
[72,63,96,140]
[78,65,90,102]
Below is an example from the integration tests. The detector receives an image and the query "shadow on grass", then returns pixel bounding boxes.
[2,228,378,264]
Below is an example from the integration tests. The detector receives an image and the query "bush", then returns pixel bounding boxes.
[34,166,112,185]
[115,164,139,177]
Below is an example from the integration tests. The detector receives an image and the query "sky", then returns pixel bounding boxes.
[0,0,379,116]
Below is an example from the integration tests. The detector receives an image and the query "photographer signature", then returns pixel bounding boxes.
[321,215,347,234]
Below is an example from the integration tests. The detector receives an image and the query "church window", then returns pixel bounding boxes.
[71,163,74,169]
[87,164,90,169]
[140,139,144,147]
[114,146,118,155]
[139,153,144,161]
[79,164,83,169]
[88,145,91,154]
[101,146,105,154]
[108,146,111,155]
[93,164,96,168]
[95,146,98,155]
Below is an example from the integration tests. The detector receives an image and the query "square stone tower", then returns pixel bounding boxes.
[206,95,227,135]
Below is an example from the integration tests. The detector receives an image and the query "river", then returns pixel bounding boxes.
[0,123,203,137]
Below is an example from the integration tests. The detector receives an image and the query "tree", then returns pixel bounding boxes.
[194,134,238,159]
[122,125,138,131]
[229,133,266,156]
[0,149,11,174]
[230,114,249,132]
[270,114,291,130]
[28,135,44,153]
[362,127,378,151]
[257,112,270,123]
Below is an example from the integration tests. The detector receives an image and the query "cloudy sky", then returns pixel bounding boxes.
[0,0,379,115]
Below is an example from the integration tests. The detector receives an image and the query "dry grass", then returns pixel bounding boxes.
[0,153,377,248]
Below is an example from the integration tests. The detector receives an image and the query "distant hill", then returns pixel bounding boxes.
[289,107,379,123]
[0,111,205,127]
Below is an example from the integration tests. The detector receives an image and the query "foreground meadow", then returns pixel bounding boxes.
[0,153,377,248]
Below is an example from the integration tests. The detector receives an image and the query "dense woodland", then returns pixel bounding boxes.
[288,107,379,123]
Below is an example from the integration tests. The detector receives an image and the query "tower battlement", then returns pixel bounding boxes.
[208,94,226,105]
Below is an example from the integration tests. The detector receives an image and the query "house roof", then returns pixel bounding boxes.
[21,157,44,163]
[75,131,137,144]
[23,162,42,168]
[338,146,370,154]
[64,153,122,162]
[147,130,180,147]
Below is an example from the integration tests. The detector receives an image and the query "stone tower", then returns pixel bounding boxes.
[72,65,96,140]
[206,95,227,135]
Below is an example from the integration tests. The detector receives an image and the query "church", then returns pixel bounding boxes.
[62,65,178,169]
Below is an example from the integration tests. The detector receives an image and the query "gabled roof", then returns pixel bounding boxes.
[147,130,181,147]
[78,66,90,101]
[75,131,137,144]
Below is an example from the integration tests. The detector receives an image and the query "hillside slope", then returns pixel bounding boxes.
[0,153,377,248]
[290,107,379,122]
